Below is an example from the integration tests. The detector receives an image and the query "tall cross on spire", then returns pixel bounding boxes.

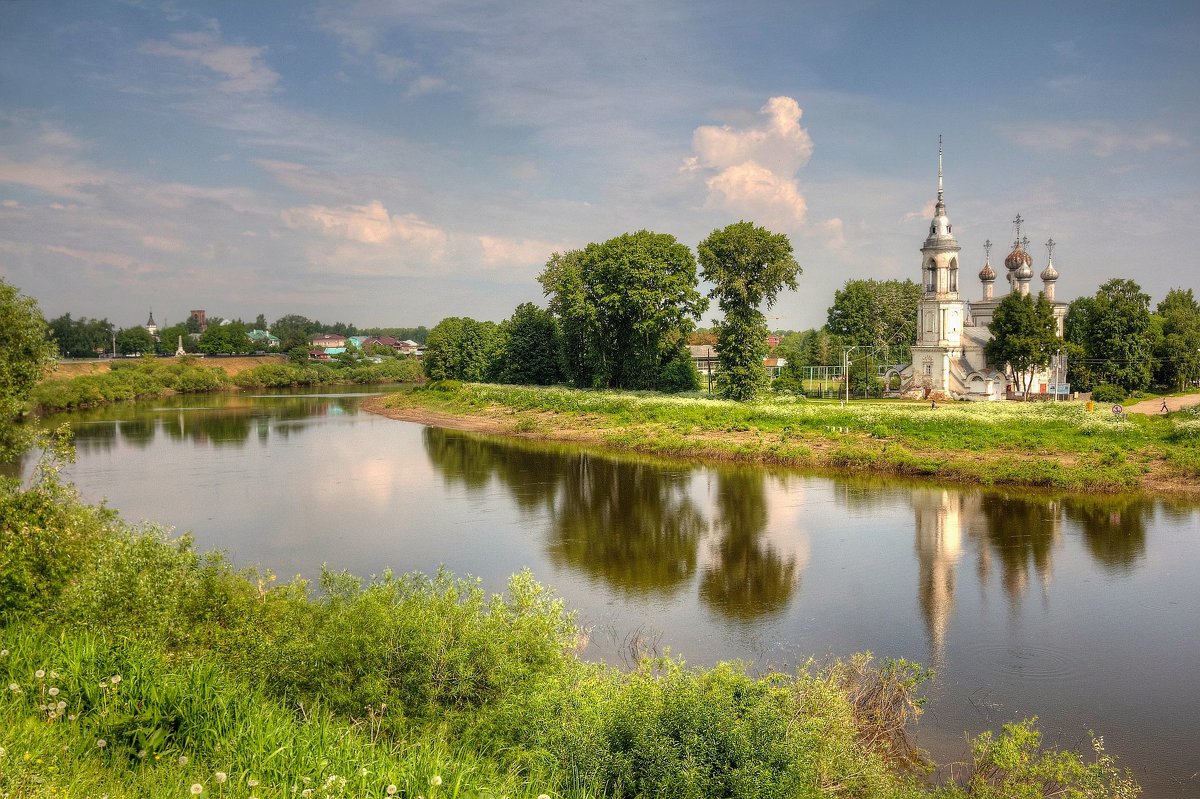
[1045,238,1056,261]
[1012,213,1024,247]
[1021,235,1031,252]
[983,239,992,261]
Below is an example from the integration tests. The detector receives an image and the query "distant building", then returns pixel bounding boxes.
[145,310,158,339]
[188,309,208,332]
[310,333,347,348]
[247,329,281,349]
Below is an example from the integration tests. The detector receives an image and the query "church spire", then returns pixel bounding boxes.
[937,134,944,207]
[924,136,957,249]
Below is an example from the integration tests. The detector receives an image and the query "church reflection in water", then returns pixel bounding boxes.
[911,486,1150,666]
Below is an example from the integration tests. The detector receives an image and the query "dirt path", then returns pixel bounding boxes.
[1126,393,1200,415]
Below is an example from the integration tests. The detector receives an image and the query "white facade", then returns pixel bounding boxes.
[894,147,1068,401]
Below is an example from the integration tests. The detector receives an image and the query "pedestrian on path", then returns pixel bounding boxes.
[1161,398,1169,414]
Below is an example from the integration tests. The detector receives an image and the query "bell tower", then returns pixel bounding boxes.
[910,138,969,393]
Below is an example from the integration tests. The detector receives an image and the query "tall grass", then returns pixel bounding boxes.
[0,461,1140,798]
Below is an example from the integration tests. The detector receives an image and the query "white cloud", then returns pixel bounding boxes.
[477,235,559,268]
[1008,121,1186,158]
[406,75,449,98]
[281,200,447,252]
[686,97,814,228]
[704,162,807,227]
[691,96,814,176]
[140,30,279,93]
[45,244,165,275]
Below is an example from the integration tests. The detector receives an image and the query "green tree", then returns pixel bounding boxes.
[1,278,57,460]
[986,291,1058,399]
[271,314,320,352]
[1063,296,1098,390]
[540,231,706,390]
[199,321,252,354]
[46,313,114,358]
[1153,288,1200,391]
[538,250,596,387]
[115,325,155,355]
[825,279,921,364]
[155,323,197,355]
[497,303,563,385]
[422,317,502,382]
[698,221,801,401]
[1087,279,1154,391]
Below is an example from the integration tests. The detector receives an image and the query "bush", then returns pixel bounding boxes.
[1091,384,1127,403]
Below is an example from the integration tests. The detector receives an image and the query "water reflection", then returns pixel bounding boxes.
[1062,495,1149,572]
[699,469,799,619]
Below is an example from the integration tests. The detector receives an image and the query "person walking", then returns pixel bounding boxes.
[1161,398,1169,415]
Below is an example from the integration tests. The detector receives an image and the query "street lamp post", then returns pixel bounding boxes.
[842,346,860,404]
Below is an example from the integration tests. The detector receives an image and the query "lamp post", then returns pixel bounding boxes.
[842,345,860,403]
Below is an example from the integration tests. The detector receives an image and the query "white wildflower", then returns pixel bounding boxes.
[190,785,204,795]
[429,775,442,787]
[386,786,398,796]
[214,772,227,784]
[48,687,59,696]
[179,755,189,766]
[34,669,45,679]
[96,739,107,748]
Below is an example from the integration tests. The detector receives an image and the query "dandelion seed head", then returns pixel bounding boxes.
[247,778,259,787]
[301,789,313,798]
[429,775,442,787]
[35,669,45,679]
[214,771,227,783]
[7,683,18,693]
[0,649,8,656]
[386,785,398,796]
[96,739,107,748]
[56,700,65,710]
[138,750,147,758]
[110,675,121,685]
[190,785,203,795]
[48,687,59,696]
[48,671,57,679]
[178,755,189,766]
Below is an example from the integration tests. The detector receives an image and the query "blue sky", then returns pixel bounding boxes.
[1,1,1196,331]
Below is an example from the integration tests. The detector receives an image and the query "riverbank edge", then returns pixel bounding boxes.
[361,391,1200,498]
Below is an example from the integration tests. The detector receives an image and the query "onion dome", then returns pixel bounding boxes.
[1041,238,1059,281]
[979,260,995,282]
[1015,259,1034,282]
[1004,246,1032,273]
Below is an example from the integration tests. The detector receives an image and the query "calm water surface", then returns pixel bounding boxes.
[26,389,1200,797]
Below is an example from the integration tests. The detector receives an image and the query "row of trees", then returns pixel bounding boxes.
[425,224,803,401]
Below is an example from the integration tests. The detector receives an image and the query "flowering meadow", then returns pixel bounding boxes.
[0,444,1141,798]
[388,383,1199,493]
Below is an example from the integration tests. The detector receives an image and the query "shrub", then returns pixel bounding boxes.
[1091,384,1127,403]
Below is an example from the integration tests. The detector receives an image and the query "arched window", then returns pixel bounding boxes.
[926,260,937,291]
[949,258,959,292]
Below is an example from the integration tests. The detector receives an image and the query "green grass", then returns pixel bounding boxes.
[0,459,1139,798]
[384,383,1199,492]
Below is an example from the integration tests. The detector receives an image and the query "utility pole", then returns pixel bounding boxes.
[843,345,859,403]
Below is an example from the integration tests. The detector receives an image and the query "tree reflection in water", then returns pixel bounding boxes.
[699,468,798,620]
[1062,495,1149,572]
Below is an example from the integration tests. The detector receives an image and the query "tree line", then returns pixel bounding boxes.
[423,224,802,401]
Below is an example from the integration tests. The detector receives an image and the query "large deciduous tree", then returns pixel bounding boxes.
[825,279,921,364]
[540,231,707,391]
[986,291,1058,399]
[1153,288,1200,391]
[198,321,252,354]
[1067,279,1154,392]
[116,325,155,355]
[698,221,800,401]
[422,317,503,382]
[1,278,57,460]
[47,313,114,358]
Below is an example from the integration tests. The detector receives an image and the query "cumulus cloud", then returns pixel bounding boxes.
[281,200,447,252]
[477,235,559,268]
[141,30,279,93]
[1008,121,1186,158]
[685,97,814,228]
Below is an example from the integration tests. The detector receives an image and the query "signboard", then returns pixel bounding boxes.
[1047,384,1071,396]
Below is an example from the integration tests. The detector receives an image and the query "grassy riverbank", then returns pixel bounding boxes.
[373,383,1200,495]
[31,357,423,413]
[0,459,1138,798]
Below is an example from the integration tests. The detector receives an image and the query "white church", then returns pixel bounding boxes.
[889,145,1069,401]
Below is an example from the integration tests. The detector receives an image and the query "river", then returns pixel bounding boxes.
[20,388,1200,797]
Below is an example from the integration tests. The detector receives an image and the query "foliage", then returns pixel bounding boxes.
[658,345,702,393]
[826,279,921,364]
[198,320,252,355]
[1090,384,1127,403]
[31,360,232,412]
[359,325,430,344]
[699,221,800,401]
[423,317,503,382]
[540,232,707,391]
[0,278,58,460]
[1066,280,1154,392]
[496,303,563,386]
[1152,288,1200,391]
[270,314,322,352]
[46,313,114,358]
[116,325,155,355]
[986,291,1058,398]
[154,323,197,355]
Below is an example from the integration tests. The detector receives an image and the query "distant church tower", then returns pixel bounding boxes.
[145,309,158,339]
[909,138,967,394]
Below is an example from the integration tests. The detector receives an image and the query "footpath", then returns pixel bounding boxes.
[1126,392,1200,415]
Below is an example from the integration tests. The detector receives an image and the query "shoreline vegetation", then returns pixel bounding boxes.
[0,452,1140,798]
[30,356,423,414]
[368,383,1200,497]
